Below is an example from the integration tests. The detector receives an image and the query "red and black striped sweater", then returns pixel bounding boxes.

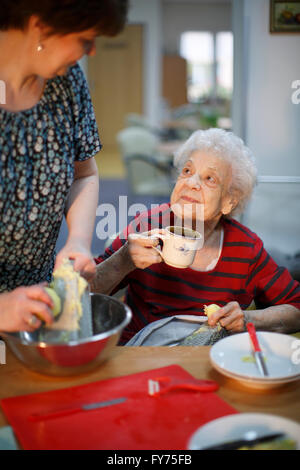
[95,203,300,344]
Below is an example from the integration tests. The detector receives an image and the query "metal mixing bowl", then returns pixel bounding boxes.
[1,293,132,377]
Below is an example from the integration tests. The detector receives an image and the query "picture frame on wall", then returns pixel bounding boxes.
[270,0,300,32]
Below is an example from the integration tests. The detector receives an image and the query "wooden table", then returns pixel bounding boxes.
[1,345,300,429]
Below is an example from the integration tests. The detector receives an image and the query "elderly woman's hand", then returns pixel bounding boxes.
[128,229,164,270]
[0,285,54,332]
[207,301,245,332]
[55,241,96,282]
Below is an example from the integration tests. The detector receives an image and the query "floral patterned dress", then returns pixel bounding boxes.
[0,64,101,292]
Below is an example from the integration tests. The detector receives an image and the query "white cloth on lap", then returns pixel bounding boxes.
[125,315,208,346]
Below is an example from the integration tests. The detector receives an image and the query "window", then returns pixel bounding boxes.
[180,32,214,102]
[180,31,233,103]
[216,32,233,100]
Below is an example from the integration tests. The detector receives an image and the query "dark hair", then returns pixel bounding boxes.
[0,0,128,36]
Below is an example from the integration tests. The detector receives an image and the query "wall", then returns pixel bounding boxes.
[162,1,232,54]
[233,0,300,255]
[245,0,300,176]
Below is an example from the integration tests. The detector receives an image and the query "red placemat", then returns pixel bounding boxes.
[1,365,237,450]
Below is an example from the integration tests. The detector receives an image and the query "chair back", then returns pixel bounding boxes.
[117,126,159,158]
[117,127,173,198]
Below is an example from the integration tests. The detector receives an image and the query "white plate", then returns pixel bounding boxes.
[210,332,300,389]
[187,413,300,450]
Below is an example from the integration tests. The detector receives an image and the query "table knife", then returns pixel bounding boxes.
[200,432,285,450]
[29,397,127,422]
[247,322,269,377]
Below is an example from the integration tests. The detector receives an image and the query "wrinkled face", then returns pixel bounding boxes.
[170,150,235,223]
[35,28,97,78]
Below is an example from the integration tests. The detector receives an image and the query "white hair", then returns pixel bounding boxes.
[173,128,257,216]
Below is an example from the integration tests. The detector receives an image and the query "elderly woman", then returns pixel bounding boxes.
[92,128,300,344]
[0,0,128,332]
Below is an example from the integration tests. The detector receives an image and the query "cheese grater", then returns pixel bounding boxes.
[178,321,228,346]
[38,259,93,343]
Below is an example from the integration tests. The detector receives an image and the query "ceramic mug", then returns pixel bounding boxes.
[151,225,202,269]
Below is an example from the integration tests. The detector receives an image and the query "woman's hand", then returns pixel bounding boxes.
[207,301,245,332]
[55,241,96,281]
[128,229,164,270]
[0,285,54,332]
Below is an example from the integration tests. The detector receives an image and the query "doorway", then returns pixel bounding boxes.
[88,24,144,178]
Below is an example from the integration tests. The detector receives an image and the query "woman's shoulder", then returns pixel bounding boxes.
[222,217,261,246]
[46,63,87,102]
[64,63,87,89]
